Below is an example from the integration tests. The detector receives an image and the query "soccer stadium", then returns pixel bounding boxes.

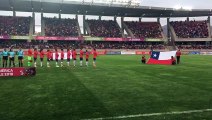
[0,0,212,119]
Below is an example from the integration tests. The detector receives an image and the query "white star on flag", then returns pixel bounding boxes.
[153,54,157,57]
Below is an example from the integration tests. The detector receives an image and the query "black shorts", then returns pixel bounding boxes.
[67,58,70,62]
[61,58,64,61]
[86,59,89,61]
[40,58,43,61]
[73,58,76,60]
[34,58,37,61]
[10,57,14,61]
[93,58,96,61]
[80,57,83,61]
[18,56,23,60]
[56,59,58,62]
[172,61,176,65]
[47,58,50,62]
[141,60,146,64]
[3,56,8,60]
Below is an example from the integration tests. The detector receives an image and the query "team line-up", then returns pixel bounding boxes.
[0,48,98,68]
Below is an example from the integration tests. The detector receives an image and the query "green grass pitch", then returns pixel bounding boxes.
[0,55,212,120]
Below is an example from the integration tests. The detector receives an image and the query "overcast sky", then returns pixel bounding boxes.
[0,0,211,33]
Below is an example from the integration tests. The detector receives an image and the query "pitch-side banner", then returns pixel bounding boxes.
[52,53,72,60]
[106,51,121,55]
[0,67,36,77]
[145,38,163,41]
[104,38,145,41]
[84,37,103,41]
[121,51,136,55]
[136,51,151,55]
[11,36,32,40]
[126,38,145,41]
[104,38,123,41]
[200,52,212,55]
[35,36,82,41]
[0,35,10,39]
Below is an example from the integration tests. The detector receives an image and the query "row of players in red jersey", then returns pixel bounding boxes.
[29,49,97,59]
[27,48,98,67]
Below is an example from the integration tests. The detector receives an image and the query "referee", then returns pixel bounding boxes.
[9,49,15,67]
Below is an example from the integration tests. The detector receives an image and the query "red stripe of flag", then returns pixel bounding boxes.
[147,58,172,65]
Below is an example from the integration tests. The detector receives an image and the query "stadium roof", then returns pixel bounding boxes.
[1,0,212,17]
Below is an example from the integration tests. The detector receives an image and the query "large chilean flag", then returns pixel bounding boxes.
[147,51,177,65]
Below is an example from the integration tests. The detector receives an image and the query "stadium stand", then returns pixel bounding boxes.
[3,40,212,50]
[85,42,165,49]
[124,21,163,38]
[175,42,212,49]
[86,20,122,38]
[0,16,30,36]
[177,45,212,49]
[44,18,79,36]
[170,20,209,38]
[0,40,165,50]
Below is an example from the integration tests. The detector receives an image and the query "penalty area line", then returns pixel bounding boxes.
[82,109,212,120]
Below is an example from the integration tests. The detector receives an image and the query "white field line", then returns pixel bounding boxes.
[83,109,212,120]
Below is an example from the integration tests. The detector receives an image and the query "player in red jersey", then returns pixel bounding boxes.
[85,50,90,67]
[55,49,59,67]
[171,56,176,65]
[27,47,33,67]
[50,50,53,61]
[40,49,44,67]
[93,48,97,67]
[141,55,146,64]
[33,48,38,67]
[176,49,181,64]
[79,48,84,67]
[67,48,72,66]
[46,49,51,67]
[60,49,64,67]
[72,49,77,66]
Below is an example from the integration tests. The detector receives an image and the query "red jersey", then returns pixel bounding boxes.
[80,50,83,58]
[67,50,71,59]
[47,51,51,59]
[40,51,44,58]
[33,51,38,58]
[142,56,146,60]
[72,51,77,59]
[50,51,53,59]
[61,51,64,59]
[93,51,97,58]
[172,57,176,62]
[28,49,33,56]
[55,52,59,59]
[176,51,181,56]
[86,52,89,59]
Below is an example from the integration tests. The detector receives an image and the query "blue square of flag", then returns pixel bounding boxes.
[151,51,160,60]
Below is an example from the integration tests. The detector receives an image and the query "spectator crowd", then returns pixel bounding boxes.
[1,40,212,50]
[177,45,212,49]
[176,42,212,49]
[45,18,79,37]
[0,40,165,50]
[170,20,209,38]
[125,21,163,38]
[0,16,30,36]
[87,20,122,38]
